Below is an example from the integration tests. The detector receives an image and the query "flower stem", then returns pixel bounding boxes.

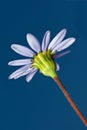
[54,76,87,126]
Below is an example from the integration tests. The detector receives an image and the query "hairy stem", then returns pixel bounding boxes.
[54,76,87,126]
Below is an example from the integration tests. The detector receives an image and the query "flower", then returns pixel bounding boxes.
[8,29,75,82]
[8,30,87,126]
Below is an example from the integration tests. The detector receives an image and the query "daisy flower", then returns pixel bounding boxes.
[8,28,87,126]
[8,29,75,82]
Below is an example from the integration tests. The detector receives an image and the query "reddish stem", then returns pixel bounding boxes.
[54,76,87,126]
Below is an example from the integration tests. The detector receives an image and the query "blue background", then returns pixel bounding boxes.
[0,0,87,130]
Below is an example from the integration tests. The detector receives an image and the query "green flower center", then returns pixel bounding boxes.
[32,50,57,78]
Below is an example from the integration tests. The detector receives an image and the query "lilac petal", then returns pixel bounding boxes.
[8,65,30,79]
[42,31,50,51]
[8,59,32,66]
[26,34,41,53]
[52,38,76,52]
[14,67,34,79]
[56,63,60,71]
[48,29,67,50]
[26,69,38,82]
[11,44,35,57]
[54,50,71,59]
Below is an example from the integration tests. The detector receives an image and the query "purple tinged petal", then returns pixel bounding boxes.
[56,63,60,71]
[26,33,41,53]
[42,31,50,51]
[8,65,30,79]
[52,38,76,52]
[54,50,71,59]
[48,29,67,50]
[26,69,38,82]
[11,44,35,57]
[8,59,32,66]
[14,67,34,79]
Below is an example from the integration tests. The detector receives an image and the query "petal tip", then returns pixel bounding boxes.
[73,38,76,42]
[26,33,29,38]
[8,62,11,65]
[46,30,50,34]
[11,44,14,49]
[26,33,33,41]
[8,75,12,80]
[26,79,30,83]
[11,44,18,51]
[63,28,67,32]
[11,44,16,48]
[70,37,76,43]
[61,28,67,34]
[26,77,31,83]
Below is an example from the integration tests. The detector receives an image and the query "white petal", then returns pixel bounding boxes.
[26,69,38,82]
[11,44,35,57]
[48,29,67,50]
[26,34,41,53]
[56,63,60,71]
[14,67,33,79]
[8,59,32,66]
[42,31,50,51]
[8,65,30,79]
[52,38,76,52]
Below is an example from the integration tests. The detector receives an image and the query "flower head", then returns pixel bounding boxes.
[8,29,75,82]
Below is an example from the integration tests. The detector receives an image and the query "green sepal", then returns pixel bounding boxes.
[32,50,57,78]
